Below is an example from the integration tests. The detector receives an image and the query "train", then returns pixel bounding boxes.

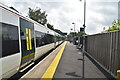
[0,3,64,79]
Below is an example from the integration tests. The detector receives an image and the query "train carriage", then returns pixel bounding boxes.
[0,3,64,79]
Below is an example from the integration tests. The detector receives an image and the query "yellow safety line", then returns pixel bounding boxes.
[41,41,67,79]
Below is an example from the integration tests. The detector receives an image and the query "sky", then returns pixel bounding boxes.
[0,0,119,34]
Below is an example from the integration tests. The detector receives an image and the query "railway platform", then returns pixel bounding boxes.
[21,41,108,79]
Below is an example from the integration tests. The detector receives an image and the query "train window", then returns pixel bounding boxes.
[45,34,54,44]
[1,22,20,57]
[35,31,46,47]
[55,36,60,42]
[35,31,54,48]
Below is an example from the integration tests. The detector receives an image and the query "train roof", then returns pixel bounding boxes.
[0,3,62,36]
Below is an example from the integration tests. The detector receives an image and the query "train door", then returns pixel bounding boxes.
[20,18,35,67]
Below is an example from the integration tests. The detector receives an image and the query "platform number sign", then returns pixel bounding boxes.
[26,28,32,50]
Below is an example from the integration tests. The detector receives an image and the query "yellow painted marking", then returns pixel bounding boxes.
[117,70,120,80]
[22,52,35,59]
[29,52,35,56]
[41,42,67,79]
[29,29,32,50]
[22,54,29,59]
[26,28,29,50]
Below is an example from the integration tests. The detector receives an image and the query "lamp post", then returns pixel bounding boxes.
[72,22,76,38]
[69,28,73,43]
[80,0,86,79]
[72,22,76,33]
[72,22,76,45]
[70,28,73,31]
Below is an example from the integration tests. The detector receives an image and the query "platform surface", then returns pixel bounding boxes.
[53,42,107,78]
[21,41,108,79]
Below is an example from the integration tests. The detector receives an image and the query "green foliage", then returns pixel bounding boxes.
[47,23,54,30]
[54,29,66,36]
[106,20,120,32]
[106,26,119,32]
[78,32,85,36]
[28,8,66,35]
[68,30,86,38]
[69,32,77,37]
[28,8,47,25]
[54,29,61,33]
[102,20,120,33]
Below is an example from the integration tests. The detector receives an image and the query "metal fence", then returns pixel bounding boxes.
[85,31,120,77]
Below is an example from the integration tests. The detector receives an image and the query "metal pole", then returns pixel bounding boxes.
[72,22,76,37]
[82,0,86,79]
[74,23,75,33]
[72,23,76,44]
[73,23,75,38]
[84,0,86,27]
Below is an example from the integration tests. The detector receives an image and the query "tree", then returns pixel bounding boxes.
[78,32,86,36]
[46,23,66,35]
[28,8,66,35]
[69,32,76,37]
[107,26,118,32]
[54,29,66,36]
[106,20,120,32]
[102,20,120,33]
[28,8,47,25]
[54,29,62,34]
[47,23,54,30]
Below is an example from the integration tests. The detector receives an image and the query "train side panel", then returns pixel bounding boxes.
[1,54,20,78]
[34,24,55,60]
[35,43,54,60]
[0,8,2,80]
[0,8,21,79]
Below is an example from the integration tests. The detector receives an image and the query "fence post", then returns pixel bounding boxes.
[117,70,120,80]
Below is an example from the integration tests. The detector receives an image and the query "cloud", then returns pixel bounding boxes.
[86,2,118,34]
[1,0,118,34]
